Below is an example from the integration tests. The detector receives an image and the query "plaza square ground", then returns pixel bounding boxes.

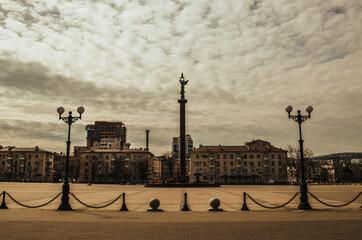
[0,183,361,239]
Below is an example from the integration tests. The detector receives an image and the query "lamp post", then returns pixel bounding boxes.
[57,106,85,211]
[285,105,313,210]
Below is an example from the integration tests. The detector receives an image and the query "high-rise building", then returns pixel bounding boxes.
[86,121,127,149]
[172,134,193,158]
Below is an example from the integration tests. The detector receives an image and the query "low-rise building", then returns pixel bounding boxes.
[78,149,153,184]
[189,140,288,184]
[0,146,54,182]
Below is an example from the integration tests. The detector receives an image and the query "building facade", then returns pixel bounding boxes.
[172,134,193,158]
[189,140,288,184]
[0,146,54,182]
[86,121,127,149]
[78,149,153,184]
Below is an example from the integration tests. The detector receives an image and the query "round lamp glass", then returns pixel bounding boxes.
[57,107,65,114]
[285,105,293,113]
[305,105,313,113]
[77,106,85,114]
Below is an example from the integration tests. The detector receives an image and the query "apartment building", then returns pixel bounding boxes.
[189,140,288,184]
[78,149,153,183]
[0,146,54,182]
[86,121,127,149]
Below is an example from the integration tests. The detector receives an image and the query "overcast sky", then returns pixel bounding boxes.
[0,0,361,156]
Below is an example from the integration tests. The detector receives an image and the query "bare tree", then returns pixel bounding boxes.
[161,151,177,179]
[136,160,149,183]
[286,145,314,184]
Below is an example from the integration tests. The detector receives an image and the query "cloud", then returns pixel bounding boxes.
[0,0,361,155]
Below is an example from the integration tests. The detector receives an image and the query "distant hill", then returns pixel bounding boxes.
[312,152,362,161]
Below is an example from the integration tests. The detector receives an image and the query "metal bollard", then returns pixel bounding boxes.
[120,193,128,211]
[241,192,249,211]
[181,193,190,211]
[0,191,8,209]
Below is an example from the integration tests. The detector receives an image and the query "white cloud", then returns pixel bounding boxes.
[0,0,361,155]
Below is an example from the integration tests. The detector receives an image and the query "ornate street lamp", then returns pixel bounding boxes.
[57,106,85,211]
[285,105,313,210]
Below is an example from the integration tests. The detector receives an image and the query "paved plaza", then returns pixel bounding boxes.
[0,183,361,239]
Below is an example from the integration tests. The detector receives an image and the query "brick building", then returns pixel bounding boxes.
[86,121,127,149]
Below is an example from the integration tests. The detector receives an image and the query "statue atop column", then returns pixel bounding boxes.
[179,73,188,100]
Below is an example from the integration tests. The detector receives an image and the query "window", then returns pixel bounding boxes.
[217,154,220,159]
[223,154,227,159]
[224,161,227,165]
[217,169,220,174]
[272,161,275,166]
[250,162,254,166]
[256,154,260,159]
[216,162,220,167]
[35,155,38,159]
[203,162,206,167]
[278,154,282,160]
[279,168,282,173]
[196,155,199,159]
[250,154,254,159]
[230,154,234,159]
[106,155,109,160]
[272,168,275,173]
[271,154,274,159]
[230,161,234,166]
[258,161,261,166]
[278,161,282,166]
[244,161,247,166]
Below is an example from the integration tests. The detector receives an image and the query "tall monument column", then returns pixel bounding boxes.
[178,73,188,182]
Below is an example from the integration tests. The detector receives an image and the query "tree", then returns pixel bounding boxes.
[136,160,149,183]
[161,151,177,179]
[286,145,314,184]
[112,156,124,184]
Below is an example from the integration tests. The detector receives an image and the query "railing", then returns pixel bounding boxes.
[0,188,360,211]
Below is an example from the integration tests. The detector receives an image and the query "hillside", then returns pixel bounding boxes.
[312,152,362,161]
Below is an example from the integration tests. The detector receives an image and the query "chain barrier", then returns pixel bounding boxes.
[70,192,123,209]
[308,192,361,208]
[246,192,299,209]
[6,192,62,208]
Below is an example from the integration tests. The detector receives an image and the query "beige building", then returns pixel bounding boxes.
[78,149,153,183]
[0,146,54,182]
[189,140,288,184]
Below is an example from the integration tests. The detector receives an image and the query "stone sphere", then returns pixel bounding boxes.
[149,198,160,209]
[209,198,220,209]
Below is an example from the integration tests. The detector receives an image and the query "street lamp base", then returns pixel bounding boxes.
[58,202,72,211]
[297,202,312,210]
